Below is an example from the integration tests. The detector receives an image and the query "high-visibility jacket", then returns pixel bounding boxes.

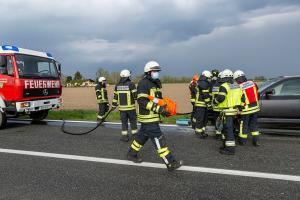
[239,80,260,115]
[211,79,222,112]
[136,75,163,123]
[189,81,197,104]
[112,78,137,111]
[215,82,243,116]
[195,76,211,107]
[95,83,108,104]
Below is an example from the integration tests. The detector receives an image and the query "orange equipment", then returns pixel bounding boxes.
[192,74,199,82]
[147,96,177,117]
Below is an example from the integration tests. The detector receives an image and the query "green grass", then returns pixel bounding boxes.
[47,109,190,124]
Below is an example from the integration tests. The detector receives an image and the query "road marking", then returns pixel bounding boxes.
[8,119,185,127]
[1,148,299,182]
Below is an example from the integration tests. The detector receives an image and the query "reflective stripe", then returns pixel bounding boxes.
[195,128,203,133]
[157,147,168,154]
[121,131,128,135]
[131,140,142,151]
[154,138,169,164]
[218,92,227,96]
[241,107,260,115]
[225,141,236,147]
[131,129,138,134]
[137,93,148,99]
[239,121,248,138]
[251,131,260,136]
[146,102,153,110]
[132,89,137,93]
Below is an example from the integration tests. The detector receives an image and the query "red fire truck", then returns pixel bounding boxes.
[0,45,62,128]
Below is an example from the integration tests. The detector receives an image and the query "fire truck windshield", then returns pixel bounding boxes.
[15,54,59,79]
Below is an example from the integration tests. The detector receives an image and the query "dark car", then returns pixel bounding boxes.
[258,76,300,134]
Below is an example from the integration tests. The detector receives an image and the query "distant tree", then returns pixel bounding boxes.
[60,74,67,86]
[253,76,267,82]
[66,76,73,83]
[96,68,109,82]
[74,71,83,80]
[109,72,120,85]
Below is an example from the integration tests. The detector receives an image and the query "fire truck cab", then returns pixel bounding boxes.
[0,45,62,128]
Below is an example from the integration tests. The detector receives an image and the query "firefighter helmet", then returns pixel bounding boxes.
[98,77,106,83]
[202,70,212,78]
[220,69,233,78]
[120,69,131,78]
[144,61,161,73]
[233,70,245,79]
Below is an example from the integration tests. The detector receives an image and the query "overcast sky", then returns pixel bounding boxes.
[1,0,300,78]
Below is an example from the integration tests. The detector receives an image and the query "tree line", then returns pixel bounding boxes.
[61,67,267,85]
[62,68,192,85]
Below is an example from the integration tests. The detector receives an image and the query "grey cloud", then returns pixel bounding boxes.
[0,0,300,78]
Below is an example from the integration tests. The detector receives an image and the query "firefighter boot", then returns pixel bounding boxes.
[167,160,183,172]
[120,135,129,142]
[127,150,143,163]
[252,136,260,147]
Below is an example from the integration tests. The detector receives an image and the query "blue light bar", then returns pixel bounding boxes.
[2,45,19,52]
[46,53,53,57]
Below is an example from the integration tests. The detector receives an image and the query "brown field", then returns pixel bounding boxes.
[61,84,192,113]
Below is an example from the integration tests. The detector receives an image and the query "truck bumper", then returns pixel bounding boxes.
[15,98,62,113]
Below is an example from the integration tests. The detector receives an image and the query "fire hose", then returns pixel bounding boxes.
[61,96,191,135]
[61,106,116,135]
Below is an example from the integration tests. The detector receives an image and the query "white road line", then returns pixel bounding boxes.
[8,119,185,127]
[0,148,299,182]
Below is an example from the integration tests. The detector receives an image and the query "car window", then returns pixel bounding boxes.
[7,56,14,76]
[272,79,300,96]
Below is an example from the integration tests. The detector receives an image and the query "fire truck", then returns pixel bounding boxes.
[0,45,62,129]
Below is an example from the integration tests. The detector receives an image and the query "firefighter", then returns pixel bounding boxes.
[189,74,199,129]
[234,70,260,146]
[112,69,138,142]
[127,61,182,171]
[213,69,244,155]
[194,70,212,139]
[211,70,223,139]
[95,77,109,121]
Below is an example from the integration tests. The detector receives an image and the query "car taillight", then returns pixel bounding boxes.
[20,102,31,108]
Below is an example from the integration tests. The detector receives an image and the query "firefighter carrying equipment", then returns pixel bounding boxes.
[195,76,211,107]
[61,106,117,135]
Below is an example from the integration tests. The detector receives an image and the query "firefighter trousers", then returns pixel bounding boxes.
[120,110,138,135]
[97,103,109,119]
[194,106,208,134]
[223,116,236,151]
[128,123,174,165]
[191,104,196,129]
[239,113,259,143]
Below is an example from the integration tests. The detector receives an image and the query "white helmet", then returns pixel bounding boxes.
[144,61,161,73]
[120,69,131,78]
[202,70,212,78]
[220,69,233,78]
[98,77,106,83]
[233,70,245,79]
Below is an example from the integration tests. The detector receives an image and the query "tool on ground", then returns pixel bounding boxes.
[61,107,116,135]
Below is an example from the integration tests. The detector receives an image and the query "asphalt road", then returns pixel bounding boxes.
[0,121,299,200]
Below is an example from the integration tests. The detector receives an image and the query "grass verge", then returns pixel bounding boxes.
[48,109,190,124]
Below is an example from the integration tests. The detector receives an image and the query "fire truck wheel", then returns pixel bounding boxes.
[29,110,49,121]
[0,111,7,129]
